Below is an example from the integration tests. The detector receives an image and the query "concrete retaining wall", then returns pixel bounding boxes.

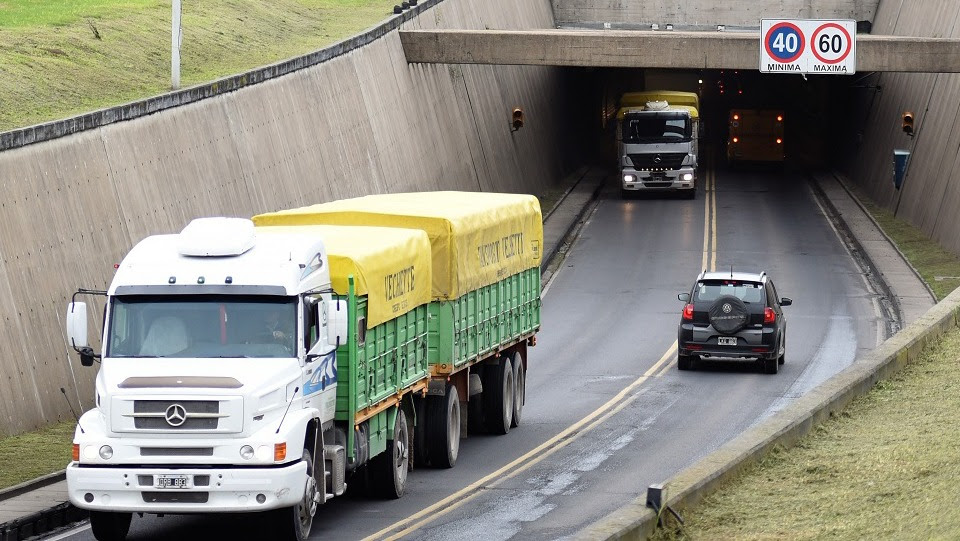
[551,0,879,29]
[0,0,573,435]
[845,2,960,256]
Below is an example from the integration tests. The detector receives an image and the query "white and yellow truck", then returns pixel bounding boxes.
[616,90,700,199]
[65,192,541,541]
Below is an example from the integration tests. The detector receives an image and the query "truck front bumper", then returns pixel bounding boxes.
[621,168,695,192]
[67,460,307,513]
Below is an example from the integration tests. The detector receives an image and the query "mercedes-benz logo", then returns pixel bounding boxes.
[165,404,187,427]
[722,303,732,314]
[653,155,663,164]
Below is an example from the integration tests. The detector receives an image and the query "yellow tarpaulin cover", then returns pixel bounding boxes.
[254,192,543,300]
[256,225,431,327]
[620,90,700,111]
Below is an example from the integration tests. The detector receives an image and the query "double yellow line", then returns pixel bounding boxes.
[365,167,719,540]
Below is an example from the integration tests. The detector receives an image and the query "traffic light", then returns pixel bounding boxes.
[902,111,915,136]
[511,108,524,131]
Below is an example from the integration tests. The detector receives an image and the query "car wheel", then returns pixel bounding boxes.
[678,353,696,371]
[708,295,749,335]
[763,355,779,374]
[778,336,786,365]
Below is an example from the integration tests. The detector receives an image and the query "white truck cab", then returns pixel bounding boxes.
[66,218,347,541]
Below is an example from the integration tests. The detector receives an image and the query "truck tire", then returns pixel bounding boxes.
[510,352,524,428]
[427,383,460,468]
[484,356,514,435]
[375,408,409,499]
[89,511,132,541]
[273,448,318,541]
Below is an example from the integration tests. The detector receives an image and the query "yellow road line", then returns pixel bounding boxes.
[365,343,679,541]
[368,162,720,539]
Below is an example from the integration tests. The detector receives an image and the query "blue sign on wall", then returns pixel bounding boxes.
[893,149,910,190]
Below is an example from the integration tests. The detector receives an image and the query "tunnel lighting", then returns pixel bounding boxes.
[733,114,739,120]
[777,115,783,122]
[651,23,659,30]
[698,79,703,84]
[717,25,725,31]
[732,137,739,143]
[738,89,743,95]
[776,138,783,144]
[665,24,674,31]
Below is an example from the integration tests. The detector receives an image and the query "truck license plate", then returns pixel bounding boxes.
[718,337,737,346]
[156,475,190,489]
[650,172,665,181]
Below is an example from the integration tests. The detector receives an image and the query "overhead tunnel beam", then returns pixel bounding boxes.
[399,29,960,72]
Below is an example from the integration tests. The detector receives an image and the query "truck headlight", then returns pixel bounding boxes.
[682,173,694,181]
[240,445,255,460]
[99,445,114,460]
[623,174,636,183]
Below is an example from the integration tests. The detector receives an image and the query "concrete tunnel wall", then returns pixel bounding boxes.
[843,1,960,256]
[551,0,879,29]
[0,0,575,435]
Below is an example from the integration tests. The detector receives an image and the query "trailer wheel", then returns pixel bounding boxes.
[510,352,524,428]
[272,448,318,541]
[484,356,514,435]
[427,383,460,468]
[375,408,409,498]
[89,511,132,541]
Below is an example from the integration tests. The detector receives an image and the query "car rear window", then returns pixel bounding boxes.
[694,280,765,304]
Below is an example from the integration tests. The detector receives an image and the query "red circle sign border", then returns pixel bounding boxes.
[811,22,852,64]
[763,22,805,64]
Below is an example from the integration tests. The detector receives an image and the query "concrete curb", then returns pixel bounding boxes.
[540,170,606,277]
[577,288,960,540]
[831,172,938,303]
[0,502,86,541]
[0,0,445,153]
[0,471,65,502]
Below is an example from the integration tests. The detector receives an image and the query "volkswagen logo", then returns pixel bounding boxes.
[722,303,732,314]
[165,404,187,427]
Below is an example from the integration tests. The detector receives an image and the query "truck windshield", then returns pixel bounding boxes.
[622,113,691,144]
[106,295,297,358]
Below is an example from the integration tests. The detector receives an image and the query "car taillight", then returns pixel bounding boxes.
[682,304,695,320]
[764,307,776,324]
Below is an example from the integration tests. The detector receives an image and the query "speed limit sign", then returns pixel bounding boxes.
[760,19,856,74]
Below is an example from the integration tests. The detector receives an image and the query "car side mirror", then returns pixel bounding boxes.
[678,293,690,302]
[780,297,792,306]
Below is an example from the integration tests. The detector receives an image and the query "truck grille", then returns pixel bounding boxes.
[131,400,222,430]
[629,153,686,171]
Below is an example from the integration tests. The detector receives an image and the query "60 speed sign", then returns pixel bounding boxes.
[760,19,856,74]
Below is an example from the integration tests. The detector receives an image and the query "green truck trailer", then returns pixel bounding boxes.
[254,191,543,469]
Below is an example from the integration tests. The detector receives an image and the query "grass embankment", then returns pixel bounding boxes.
[0,421,75,489]
[0,0,400,132]
[652,185,960,540]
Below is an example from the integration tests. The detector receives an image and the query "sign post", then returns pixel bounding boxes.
[760,19,856,75]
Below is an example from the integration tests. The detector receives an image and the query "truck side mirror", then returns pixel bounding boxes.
[326,299,348,347]
[67,302,89,348]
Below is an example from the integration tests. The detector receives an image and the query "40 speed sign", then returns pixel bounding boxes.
[760,19,856,75]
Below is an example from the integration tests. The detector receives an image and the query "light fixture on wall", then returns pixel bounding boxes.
[717,24,726,31]
[665,24,674,31]
[650,23,659,30]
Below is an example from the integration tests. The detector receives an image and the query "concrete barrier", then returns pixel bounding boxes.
[0,0,574,435]
[577,287,960,540]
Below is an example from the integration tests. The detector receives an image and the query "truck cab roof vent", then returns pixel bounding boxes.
[645,100,670,111]
[178,218,256,257]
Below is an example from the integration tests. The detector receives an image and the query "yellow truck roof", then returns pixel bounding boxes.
[616,104,699,121]
[620,91,700,111]
[254,192,543,300]
[256,224,431,327]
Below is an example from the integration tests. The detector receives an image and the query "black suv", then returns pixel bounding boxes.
[677,270,792,374]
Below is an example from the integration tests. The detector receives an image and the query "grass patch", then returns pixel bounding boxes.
[846,183,960,300]
[0,0,399,132]
[653,325,960,540]
[0,421,74,489]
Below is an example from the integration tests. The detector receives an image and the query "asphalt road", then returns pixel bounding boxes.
[51,164,883,540]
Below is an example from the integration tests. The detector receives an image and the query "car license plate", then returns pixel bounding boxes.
[156,475,190,489]
[718,337,737,346]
